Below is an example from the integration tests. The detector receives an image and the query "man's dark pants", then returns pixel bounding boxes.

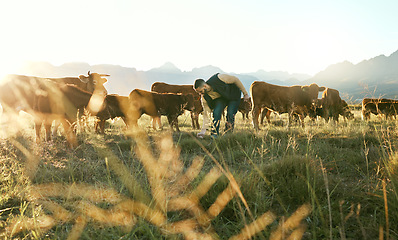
[211,98,240,136]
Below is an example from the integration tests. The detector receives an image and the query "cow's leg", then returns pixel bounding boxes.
[190,112,194,128]
[100,119,106,133]
[260,109,265,125]
[77,109,86,133]
[190,112,197,129]
[95,119,106,134]
[151,117,157,129]
[152,116,162,130]
[194,113,200,129]
[35,120,43,143]
[121,117,128,128]
[260,109,271,125]
[361,109,368,121]
[157,117,163,130]
[52,120,60,139]
[191,112,200,130]
[298,114,305,128]
[44,119,52,141]
[167,115,179,132]
[333,112,339,123]
[287,113,292,127]
[125,107,142,130]
[94,118,100,133]
[61,119,77,148]
[252,106,262,131]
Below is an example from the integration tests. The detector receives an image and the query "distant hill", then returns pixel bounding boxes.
[307,50,398,101]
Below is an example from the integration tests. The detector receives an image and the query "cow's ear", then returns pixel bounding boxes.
[301,86,309,92]
[319,86,326,91]
[98,78,108,84]
[79,75,89,83]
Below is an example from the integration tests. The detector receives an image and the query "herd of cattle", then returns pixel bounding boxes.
[0,72,397,147]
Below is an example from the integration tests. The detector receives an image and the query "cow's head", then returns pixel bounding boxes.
[341,100,354,120]
[314,98,323,108]
[182,93,195,111]
[308,99,323,119]
[301,83,325,101]
[78,71,109,95]
[240,98,252,114]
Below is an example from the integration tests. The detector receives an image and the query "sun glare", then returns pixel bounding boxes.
[291,28,345,75]
[0,59,22,83]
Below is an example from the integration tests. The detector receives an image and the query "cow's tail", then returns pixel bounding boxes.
[249,82,256,111]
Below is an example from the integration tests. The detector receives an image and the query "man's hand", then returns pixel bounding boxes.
[243,94,250,102]
[197,129,206,139]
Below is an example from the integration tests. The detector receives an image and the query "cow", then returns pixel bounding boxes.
[2,72,110,137]
[0,76,101,147]
[46,71,109,135]
[238,97,252,120]
[250,81,325,130]
[316,88,354,122]
[128,89,194,132]
[95,94,130,133]
[361,98,398,120]
[151,82,202,129]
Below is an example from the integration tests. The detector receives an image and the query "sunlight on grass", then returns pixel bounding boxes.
[1,109,398,239]
[0,126,313,239]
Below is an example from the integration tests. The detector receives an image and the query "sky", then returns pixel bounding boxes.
[0,0,397,78]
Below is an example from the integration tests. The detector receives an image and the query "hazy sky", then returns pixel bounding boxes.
[0,0,397,77]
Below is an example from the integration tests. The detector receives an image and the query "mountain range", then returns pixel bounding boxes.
[307,50,398,101]
[13,49,398,102]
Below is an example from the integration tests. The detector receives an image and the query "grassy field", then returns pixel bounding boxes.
[1,108,398,239]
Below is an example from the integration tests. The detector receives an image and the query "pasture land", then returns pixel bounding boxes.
[1,108,398,239]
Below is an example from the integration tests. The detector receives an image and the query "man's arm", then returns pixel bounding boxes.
[218,74,249,99]
[197,96,211,138]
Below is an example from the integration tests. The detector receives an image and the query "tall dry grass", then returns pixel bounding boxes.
[0,109,397,239]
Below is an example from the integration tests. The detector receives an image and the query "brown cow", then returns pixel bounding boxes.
[3,72,110,137]
[128,89,195,132]
[95,94,130,133]
[361,98,398,120]
[0,76,101,147]
[47,71,109,135]
[250,81,325,130]
[151,82,202,129]
[317,88,354,122]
